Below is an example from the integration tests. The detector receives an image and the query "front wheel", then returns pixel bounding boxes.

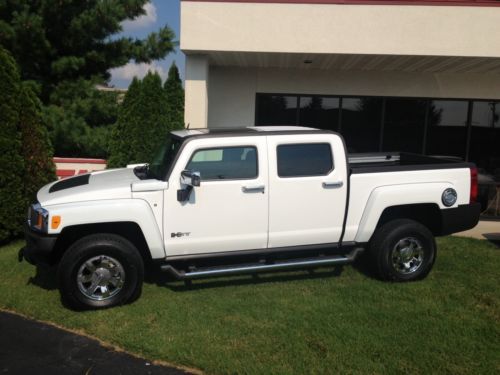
[58,234,144,310]
[369,219,436,281]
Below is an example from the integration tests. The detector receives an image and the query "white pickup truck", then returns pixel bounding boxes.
[21,126,480,309]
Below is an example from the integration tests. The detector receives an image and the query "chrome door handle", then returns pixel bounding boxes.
[242,185,265,193]
[322,181,343,188]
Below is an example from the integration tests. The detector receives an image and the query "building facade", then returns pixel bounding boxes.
[181,0,500,216]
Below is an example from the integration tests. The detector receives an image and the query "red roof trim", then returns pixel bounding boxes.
[182,0,500,6]
[56,169,76,176]
[53,157,107,164]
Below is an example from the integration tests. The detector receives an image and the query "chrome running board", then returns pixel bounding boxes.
[161,248,363,280]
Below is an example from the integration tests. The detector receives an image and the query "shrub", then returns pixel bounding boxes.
[108,72,171,168]
[18,84,56,203]
[0,48,25,242]
[164,62,185,131]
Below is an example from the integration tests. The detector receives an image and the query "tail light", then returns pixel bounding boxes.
[470,167,478,203]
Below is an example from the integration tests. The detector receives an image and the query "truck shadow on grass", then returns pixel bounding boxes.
[145,264,356,292]
[27,264,58,291]
[483,233,500,248]
[25,259,375,294]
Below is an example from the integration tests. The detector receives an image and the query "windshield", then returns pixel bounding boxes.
[148,137,183,180]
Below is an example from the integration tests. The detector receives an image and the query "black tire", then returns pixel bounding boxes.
[369,219,436,282]
[58,234,144,310]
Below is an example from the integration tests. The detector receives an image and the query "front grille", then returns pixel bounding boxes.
[28,204,40,227]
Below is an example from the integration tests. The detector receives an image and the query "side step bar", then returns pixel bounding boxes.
[161,248,364,280]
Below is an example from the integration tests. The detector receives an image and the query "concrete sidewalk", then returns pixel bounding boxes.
[454,220,500,241]
[0,311,193,375]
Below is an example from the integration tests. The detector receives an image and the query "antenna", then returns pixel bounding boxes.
[186,122,190,129]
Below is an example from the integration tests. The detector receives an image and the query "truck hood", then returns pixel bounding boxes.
[38,168,140,206]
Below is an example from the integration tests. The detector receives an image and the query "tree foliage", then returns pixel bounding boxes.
[0,0,176,157]
[108,77,143,167]
[0,47,24,242]
[0,0,175,102]
[0,47,56,242]
[108,72,171,168]
[19,83,56,203]
[43,79,119,157]
[164,62,185,130]
[108,66,186,169]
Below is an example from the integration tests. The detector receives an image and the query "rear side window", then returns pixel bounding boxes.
[277,143,333,177]
[186,146,258,180]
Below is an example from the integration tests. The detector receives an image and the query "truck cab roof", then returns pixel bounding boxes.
[170,126,321,139]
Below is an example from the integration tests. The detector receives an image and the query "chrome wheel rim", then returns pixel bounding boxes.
[77,255,125,301]
[391,237,424,275]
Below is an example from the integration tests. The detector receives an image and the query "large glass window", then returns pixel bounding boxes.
[298,96,340,131]
[186,146,258,180]
[470,102,500,173]
[382,99,426,153]
[255,93,500,217]
[469,101,500,213]
[425,100,468,159]
[277,143,333,177]
[341,98,383,153]
[256,95,298,125]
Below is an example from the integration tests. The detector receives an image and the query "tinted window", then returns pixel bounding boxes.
[277,144,333,177]
[426,100,468,158]
[341,98,383,153]
[383,99,426,153]
[298,96,340,131]
[186,147,257,180]
[256,95,298,125]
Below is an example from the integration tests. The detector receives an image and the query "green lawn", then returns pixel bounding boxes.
[0,237,499,374]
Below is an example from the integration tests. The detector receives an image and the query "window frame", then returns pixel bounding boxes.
[276,142,334,178]
[185,145,259,181]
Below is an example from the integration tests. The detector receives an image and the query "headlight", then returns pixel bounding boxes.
[442,188,457,207]
[28,203,49,232]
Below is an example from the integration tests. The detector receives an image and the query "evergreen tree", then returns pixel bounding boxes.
[108,77,143,167]
[19,84,56,203]
[0,1,175,102]
[0,48,25,242]
[108,72,170,168]
[164,63,185,130]
[0,0,176,157]
[43,79,119,157]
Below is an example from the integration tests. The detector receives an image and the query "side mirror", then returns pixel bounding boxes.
[180,170,201,187]
[178,170,201,202]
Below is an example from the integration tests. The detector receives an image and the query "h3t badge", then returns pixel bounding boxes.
[171,232,191,238]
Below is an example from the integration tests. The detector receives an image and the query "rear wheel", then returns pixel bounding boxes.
[369,219,436,281]
[58,234,144,310]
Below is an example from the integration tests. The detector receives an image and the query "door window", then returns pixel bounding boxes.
[186,146,258,180]
[277,143,333,177]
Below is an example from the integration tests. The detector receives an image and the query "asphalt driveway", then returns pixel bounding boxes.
[0,311,193,375]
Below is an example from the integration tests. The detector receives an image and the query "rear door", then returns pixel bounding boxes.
[164,136,269,257]
[267,134,348,248]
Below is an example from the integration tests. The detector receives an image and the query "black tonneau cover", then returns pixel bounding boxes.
[349,153,474,174]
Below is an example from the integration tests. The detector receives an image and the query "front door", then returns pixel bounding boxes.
[164,136,269,257]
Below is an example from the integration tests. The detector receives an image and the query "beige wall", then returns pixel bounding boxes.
[207,66,500,128]
[182,2,500,58]
[184,54,209,128]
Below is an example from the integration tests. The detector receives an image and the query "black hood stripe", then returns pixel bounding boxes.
[49,174,90,193]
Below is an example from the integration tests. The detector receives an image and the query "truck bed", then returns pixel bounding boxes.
[348,153,474,174]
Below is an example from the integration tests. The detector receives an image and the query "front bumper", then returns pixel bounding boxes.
[19,224,58,265]
[440,203,481,236]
